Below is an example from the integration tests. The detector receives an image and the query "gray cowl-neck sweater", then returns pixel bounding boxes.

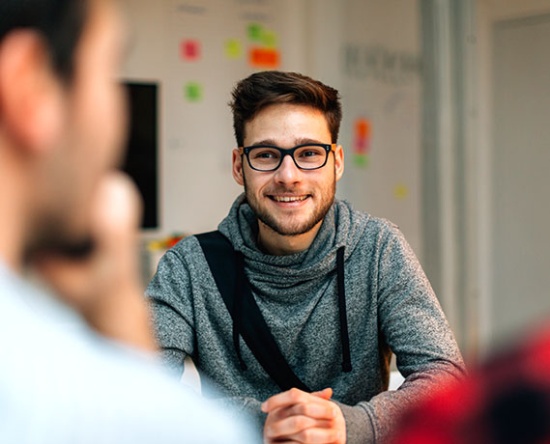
[147,195,465,443]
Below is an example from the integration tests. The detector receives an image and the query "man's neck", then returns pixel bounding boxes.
[257,220,323,256]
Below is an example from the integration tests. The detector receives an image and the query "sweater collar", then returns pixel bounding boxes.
[218,194,369,292]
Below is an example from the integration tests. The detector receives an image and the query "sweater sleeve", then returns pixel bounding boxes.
[146,247,196,376]
[341,223,466,443]
[146,242,267,431]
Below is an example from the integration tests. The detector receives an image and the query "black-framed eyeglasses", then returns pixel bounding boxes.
[238,143,336,172]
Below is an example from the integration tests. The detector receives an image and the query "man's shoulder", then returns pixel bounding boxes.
[337,200,397,228]
[161,233,209,263]
[344,206,401,239]
[0,290,254,443]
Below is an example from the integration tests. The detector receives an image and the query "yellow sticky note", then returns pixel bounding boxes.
[262,30,278,48]
[394,184,409,200]
[225,38,242,59]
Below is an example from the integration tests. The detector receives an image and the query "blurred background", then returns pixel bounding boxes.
[119,0,550,363]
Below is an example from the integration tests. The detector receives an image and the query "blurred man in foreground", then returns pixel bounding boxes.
[0,0,254,442]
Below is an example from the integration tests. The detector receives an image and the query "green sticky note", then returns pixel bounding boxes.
[353,153,370,168]
[184,82,203,102]
[248,23,263,42]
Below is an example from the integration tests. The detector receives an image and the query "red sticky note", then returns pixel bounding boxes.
[181,39,201,61]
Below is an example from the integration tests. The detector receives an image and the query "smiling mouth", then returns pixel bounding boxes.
[269,195,309,203]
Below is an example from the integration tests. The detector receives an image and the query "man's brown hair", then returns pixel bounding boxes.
[0,0,88,82]
[229,71,342,147]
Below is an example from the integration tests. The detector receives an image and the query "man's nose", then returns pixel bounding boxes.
[274,154,301,183]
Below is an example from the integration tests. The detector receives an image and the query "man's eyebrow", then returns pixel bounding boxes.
[247,138,328,147]
[247,139,278,147]
[294,138,328,145]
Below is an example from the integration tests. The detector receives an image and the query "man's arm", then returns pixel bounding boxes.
[147,243,271,430]
[146,248,197,375]
[341,224,466,443]
[262,224,465,444]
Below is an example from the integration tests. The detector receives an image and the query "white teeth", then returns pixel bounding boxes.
[272,195,307,202]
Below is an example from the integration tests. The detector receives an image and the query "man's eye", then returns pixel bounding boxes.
[299,149,323,158]
[253,150,277,159]
[258,152,275,158]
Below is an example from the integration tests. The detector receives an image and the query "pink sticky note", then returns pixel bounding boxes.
[181,39,201,61]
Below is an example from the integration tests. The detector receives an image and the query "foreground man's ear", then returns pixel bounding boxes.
[0,29,64,155]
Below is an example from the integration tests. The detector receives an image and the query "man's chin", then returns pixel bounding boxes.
[259,215,321,237]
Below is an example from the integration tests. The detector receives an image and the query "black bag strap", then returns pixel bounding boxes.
[196,230,311,392]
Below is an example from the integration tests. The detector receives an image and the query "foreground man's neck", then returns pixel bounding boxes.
[257,220,323,256]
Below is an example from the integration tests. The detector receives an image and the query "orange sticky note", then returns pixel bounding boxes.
[249,47,280,68]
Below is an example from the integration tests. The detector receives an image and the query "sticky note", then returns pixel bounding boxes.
[356,118,371,138]
[394,184,409,200]
[353,117,372,169]
[262,30,278,48]
[181,39,201,61]
[249,47,280,68]
[248,23,263,42]
[225,38,242,59]
[184,82,203,102]
[353,153,370,168]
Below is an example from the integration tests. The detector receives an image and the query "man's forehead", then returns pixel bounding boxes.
[244,104,331,141]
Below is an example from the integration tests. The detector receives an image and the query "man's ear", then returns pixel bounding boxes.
[334,144,345,181]
[0,30,64,154]
[232,148,245,186]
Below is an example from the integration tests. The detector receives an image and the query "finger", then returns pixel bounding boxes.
[263,388,325,413]
[91,171,142,248]
[272,399,338,422]
[264,413,334,440]
[265,415,320,438]
[265,419,341,444]
[262,388,335,415]
[88,172,143,283]
[311,388,332,400]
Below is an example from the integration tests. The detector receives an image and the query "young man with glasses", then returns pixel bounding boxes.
[147,70,466,444]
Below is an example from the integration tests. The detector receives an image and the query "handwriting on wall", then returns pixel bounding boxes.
[343,44,422,86]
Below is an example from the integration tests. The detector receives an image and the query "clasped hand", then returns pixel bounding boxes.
[262,387,346,444]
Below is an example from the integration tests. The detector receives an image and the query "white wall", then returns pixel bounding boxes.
[121,0,310,237]
[338,0,423,257]
[474,0,550,353]
[120,0,424,262]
